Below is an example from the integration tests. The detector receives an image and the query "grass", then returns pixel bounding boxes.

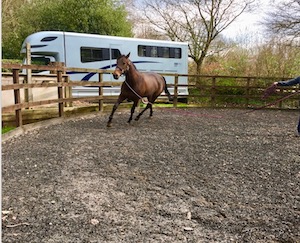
[2,126,15,134]
[142,103,189,108]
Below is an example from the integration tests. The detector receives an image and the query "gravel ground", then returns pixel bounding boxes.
[2,108,300,243]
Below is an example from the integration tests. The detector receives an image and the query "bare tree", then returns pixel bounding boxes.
[263,0,300,38]
[136,0,255,74]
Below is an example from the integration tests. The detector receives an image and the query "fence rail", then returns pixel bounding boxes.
[2,63,299,127]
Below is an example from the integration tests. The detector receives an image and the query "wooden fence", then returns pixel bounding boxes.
[2,63,299,127]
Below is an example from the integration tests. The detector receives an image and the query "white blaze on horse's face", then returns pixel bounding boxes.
[113,66,123,80]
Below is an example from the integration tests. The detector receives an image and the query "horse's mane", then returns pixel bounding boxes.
[131,62,138,70]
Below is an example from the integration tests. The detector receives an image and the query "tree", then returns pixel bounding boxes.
[253,40,300,77]
[136,0,255,74]
[2,0,133,59]
[2,0,29,59]
[200,39,300,77]
[263,0,300,38]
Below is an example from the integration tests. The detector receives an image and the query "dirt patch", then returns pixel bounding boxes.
[2,108,300,242]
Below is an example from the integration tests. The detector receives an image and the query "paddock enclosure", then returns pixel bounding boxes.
[2,108,299,242]
[2,63,300,127]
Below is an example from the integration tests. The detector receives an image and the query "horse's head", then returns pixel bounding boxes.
[113,53,131,80]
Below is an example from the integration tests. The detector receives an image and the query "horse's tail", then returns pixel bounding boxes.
[163,77,173,101]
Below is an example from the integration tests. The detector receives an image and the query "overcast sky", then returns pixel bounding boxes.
[132,0,287,45]
[222,0,284,42]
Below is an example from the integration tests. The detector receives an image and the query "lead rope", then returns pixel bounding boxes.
[243,89,300,114]
[124,80,153,105]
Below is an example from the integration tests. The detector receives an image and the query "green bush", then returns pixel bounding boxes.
[2,126,15,134]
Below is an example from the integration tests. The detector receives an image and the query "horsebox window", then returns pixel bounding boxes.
[138,45,181,59]
[30,56,52,73]
[81,47,121,63]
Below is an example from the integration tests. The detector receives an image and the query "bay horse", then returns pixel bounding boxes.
[107,53,172,127]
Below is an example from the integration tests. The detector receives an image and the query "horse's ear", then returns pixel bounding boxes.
[126,52,130,58]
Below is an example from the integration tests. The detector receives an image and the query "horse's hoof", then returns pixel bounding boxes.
[107,123,112,127]
[135,117,140,121]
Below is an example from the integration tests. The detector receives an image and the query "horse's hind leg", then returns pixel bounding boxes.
[135,103,151,121]
[149,103,153,117]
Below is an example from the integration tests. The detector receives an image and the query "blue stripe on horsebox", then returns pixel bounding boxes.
[66,61,160,81]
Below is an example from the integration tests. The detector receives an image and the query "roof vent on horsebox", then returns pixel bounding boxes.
[41,36,58,42]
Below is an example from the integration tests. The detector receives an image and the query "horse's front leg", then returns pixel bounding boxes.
[107,102,120,127]
[128,101,138,124]
[107,96,125,127]
[135,103,151,121]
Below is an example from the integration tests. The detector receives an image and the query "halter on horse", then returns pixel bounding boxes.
[107,53,172,127]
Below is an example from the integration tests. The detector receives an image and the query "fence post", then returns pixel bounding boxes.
[246,77,250,108]
[279,88,284,109]
[57,70,64,117]
[64,76,72,107]
[99,72,104,112]
[13,69,23,127]
[173,75,179,108]
[24,43,33,107]
[211,77,216,107]
[67,76,73,107]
